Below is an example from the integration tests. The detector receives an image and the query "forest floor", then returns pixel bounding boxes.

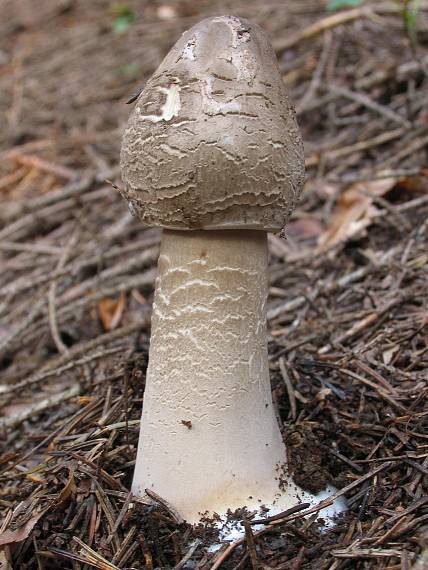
[0,1,427,568]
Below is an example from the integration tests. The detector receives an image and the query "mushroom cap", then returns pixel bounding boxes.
[120,15,305,231]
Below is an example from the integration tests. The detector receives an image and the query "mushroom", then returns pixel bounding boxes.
[120,16,320,523]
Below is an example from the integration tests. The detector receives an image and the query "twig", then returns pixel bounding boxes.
[1,176,93,221]
[274,7,373,52]
[0,321,145,395]
[145,488,185,525]
[269,462,393,527]
[0,298,46,358]
[267,248,398,321]
[250,502,311,525]
[0,397,103,478]
[111,526,138,565]
[0,384,80,429]
[0,241,62,255]
[337,368,408,413]
[6,152,76,180]
[14,272,154,351]
[243,518,259,570]
[0,185,111,241]
[328,85,412,129]
[279,357,297,420]
[0,347,123,395]
[297,30,333,113]
[73,536,120,569]
[332,547,402,559]
[48,228,79,354]
[384,131,428,166]
[173,539,201,570]
[106,492,132,546]
[319,294,410,354]
[305,128,405,168]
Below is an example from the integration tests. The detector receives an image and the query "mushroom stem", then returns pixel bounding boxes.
[133,230,298,523]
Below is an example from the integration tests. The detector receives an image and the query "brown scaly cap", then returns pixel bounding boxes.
[120,15,305,231]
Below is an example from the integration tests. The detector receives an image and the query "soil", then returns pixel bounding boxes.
[285,426,328,494]
[1,1,428,569]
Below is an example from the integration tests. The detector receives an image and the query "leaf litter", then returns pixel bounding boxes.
[0,0,427,568]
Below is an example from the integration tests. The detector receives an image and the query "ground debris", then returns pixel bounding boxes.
[0,0,427,568]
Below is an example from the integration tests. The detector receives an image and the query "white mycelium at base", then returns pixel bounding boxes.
[212,485,347,545]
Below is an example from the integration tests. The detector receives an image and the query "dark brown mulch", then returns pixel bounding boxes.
[0,1,427,568]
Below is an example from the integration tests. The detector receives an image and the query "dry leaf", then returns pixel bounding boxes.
[77,396,95,405]
[26,473,45,484]
[55,470,77,507]
[1,400,35,418]
[131,288,147,305]
[98,292,126,331]
[288,217,324,240]
[0,470,77,547]
[316,388,332,401]
[0,511,45,547]
[317,178,396,250]
[393,175,428,198]
[383,346,399,365]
